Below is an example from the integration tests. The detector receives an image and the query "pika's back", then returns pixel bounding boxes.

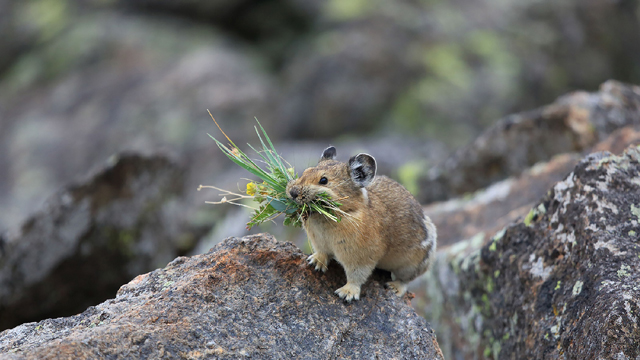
[366,175,428,246]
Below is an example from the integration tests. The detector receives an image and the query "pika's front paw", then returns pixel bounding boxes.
[385,281,408,297]
[307,253,329,272]
[335,283,361,302]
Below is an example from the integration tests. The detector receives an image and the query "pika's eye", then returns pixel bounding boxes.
[319,177,328,185]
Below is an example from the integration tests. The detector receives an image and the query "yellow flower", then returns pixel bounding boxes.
[246,182,257,196]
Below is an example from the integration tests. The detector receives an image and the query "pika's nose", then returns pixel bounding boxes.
[289,188,299,199]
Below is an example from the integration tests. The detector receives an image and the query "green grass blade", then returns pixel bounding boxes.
[255,119,291,181]
[209,136,284,190]
[206,119,346,229]
[253,126,286,177]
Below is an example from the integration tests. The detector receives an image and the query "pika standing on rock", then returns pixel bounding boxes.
[286,146,436,302]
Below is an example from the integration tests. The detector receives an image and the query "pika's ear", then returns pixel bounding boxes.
[348,153,376,187]
[319,146,337,162]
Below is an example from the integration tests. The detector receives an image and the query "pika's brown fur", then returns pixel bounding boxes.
[286,146,436,301]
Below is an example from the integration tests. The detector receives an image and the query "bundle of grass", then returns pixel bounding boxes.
[198,112,345,230]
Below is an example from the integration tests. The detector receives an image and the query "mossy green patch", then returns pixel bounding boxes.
[326,0,371,20]
[486,277,494,293]
[19,0,70,42]
[631,204,640,221]
[397,160,426,195]
[554,281,561,291]
[162,280,175,290]
[424,43,472,90]
[524,207,536,227]
[489,241,497,252]
[523,203,546,227]
[617,264,631,278]
[484,347,492,357]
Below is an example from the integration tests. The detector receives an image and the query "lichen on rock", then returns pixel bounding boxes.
[422,145,640,359]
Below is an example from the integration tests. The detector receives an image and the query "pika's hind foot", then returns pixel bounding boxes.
[307,253,329,272]
[385,281,408,297]
[335,283,361,302]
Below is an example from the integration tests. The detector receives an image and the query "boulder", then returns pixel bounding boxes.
[424,153,580,249]
[0,11,276,230]
[424,125,640,250]
[417,81,640,204]
[79,0,322,68]
[278,12,423,139]
[0,153,195,332]
[419,145,640,359]
[0,0,36,75]
[387,0,640,147]
[0,234,444,359]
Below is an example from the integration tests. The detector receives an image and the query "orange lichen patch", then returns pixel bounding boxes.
[129,273,150,287]
[249,249,282,267]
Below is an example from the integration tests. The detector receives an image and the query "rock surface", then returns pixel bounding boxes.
[424,125,640,249]
[0,10,276,230]
[0,234,444,359]
[420,146,640,359]
[424,153,580,249]
[417,81,640,203]
[0,153,197,332]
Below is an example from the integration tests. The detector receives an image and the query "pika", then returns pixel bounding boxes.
[286,146,436,302]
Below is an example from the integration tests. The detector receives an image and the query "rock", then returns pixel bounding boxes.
[419,145,640,359]
[0,234,444,359]
[279,15,422,139]
[424,153,581,249]
[0,153,195,332]
[592,125,640,155]
[424,125,640,250]
[388,0,640,147]
[85,0,319,66]
[417,81,640,204]
[0,0,35,75]
[0,11,276,230]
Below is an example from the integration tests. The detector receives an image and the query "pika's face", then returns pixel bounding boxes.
[285,146,377,210]
[286,160,350,206]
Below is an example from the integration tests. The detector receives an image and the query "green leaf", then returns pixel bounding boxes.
[207,118,347,229]
[266,197,289,212]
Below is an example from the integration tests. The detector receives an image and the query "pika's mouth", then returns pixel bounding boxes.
[290,194,311,206]
[287,185,305,205]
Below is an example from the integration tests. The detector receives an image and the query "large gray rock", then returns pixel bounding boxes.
[419,145,640,359]
[423,125,640,250]
[423,152,580,249]
[279,15,422,139]
[417,81,640,203]
[0,234,444,359]
[0,153,194,332]
[0,11,276,230]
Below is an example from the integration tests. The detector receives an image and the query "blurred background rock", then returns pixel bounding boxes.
[0,0,639,332]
